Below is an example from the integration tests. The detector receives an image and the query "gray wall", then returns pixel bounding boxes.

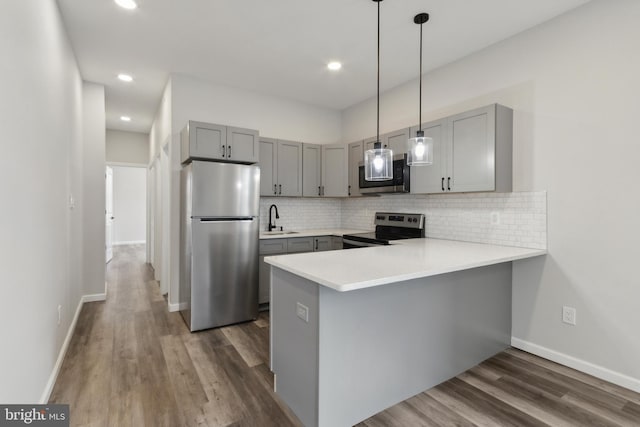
[106,129,149,165]
[0,0,90,402]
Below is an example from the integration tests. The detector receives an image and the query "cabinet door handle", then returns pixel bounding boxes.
[228,145,231,158]
[348,185,351,196]
[279,184,282,195]
[274,184,277,195]
[447,177,451,191]
[441,177,445,192]
[318,186,321,196]
[222,145,226,157]
[315,239,318,250]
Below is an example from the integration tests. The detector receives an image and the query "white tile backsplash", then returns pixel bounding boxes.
[340,192,547,249]
[260,192,547,250]
[260,197,341,231]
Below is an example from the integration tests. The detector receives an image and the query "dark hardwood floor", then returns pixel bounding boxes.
[50,245,640,426]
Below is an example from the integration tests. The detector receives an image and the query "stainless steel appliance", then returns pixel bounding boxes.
[180,160,260,331]
[342,212,425,248]
[358,154,410,194]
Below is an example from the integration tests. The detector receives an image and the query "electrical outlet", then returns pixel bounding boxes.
[490,211,501,225]
[562,306,576,325]
[296,302,309,322]
[57,305,62,326]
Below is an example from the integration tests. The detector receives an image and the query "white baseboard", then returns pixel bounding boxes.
[168,301,188,312]
[40,291,108,403]
[113,240,146,246]
[511,337,640,393]
[82,293,107,303]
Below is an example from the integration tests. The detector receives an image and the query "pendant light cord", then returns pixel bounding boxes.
[377,0,380,144]
[418,21,422,133]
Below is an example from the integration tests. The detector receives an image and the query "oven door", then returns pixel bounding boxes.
[358,154,410,194]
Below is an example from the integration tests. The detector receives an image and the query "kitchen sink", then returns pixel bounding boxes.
[262,231,299,235]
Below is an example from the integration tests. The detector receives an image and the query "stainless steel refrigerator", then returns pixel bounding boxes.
[180,160,260,331]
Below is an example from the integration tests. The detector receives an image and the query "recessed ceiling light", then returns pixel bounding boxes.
[327,61,342,71]
[120,116,132,122]
[115,0,137,10]
[117,73,133,82]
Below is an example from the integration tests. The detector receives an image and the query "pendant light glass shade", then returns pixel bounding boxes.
[365,142,393,181]
[407,130,433,165]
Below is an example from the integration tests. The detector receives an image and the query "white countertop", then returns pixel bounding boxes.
[259,228,369,240]
[265,238,546,292]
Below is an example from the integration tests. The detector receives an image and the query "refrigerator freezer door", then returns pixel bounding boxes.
[189,161,260,217]
[187,217,259,331]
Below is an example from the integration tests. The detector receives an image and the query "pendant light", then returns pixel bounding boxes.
[407,13,433,166]
[364,0,393,181]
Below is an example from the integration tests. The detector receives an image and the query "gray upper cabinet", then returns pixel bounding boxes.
[259,138,303,197]
[277,140,303,197]
[181,121,259,164]
[227,126,259,163]
[383,128,410,156]
[259,138,277,196]
[348,141,363,197]
[364,136,377,152]
[302,144,322,197]
[321,144,348,197]
[181,121,226,163]
[409,118,447,194]
[410,104,512,194]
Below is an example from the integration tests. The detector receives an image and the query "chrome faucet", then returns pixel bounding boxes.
[268,204,280,231]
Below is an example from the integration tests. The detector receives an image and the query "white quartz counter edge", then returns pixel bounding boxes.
[259,229,369,240]
[265,238,547,292]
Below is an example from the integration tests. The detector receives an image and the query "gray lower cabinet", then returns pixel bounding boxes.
[258,239,288,304]
[259,138,303,197]
[181,121,259,164]
[331,236,343,250]
[410,104,513,194]
[314,236,332,252]
[259,235,341,304]
[287,237,314,253]
[348,141,363,197]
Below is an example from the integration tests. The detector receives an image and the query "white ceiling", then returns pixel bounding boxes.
[57,0,590,133]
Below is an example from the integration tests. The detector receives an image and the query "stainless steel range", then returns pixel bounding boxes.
[342,212,425,248]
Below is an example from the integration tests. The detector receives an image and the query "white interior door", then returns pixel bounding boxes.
[105,166,114,263]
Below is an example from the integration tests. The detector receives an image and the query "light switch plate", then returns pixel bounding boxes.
[296,302,309,322]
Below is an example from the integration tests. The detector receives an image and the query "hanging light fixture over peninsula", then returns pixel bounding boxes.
[407,12,433,166]
[364,0,393,181]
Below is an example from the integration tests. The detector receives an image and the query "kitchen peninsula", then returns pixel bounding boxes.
[266,239,546,427]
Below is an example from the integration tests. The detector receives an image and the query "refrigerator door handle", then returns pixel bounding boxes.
[198,217,255,222]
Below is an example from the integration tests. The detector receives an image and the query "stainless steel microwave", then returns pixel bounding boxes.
[358,154,410,194]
